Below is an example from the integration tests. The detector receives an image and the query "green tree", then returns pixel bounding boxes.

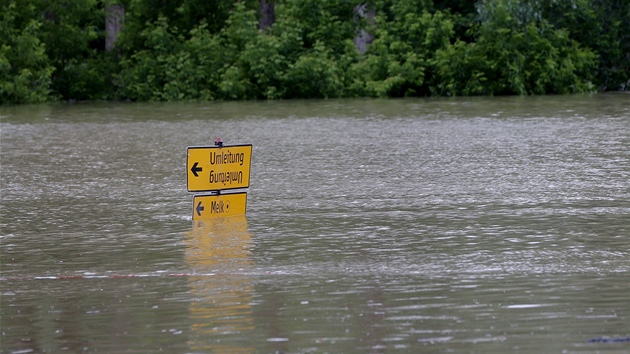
[434,0,597,95]
[37,0,111,100]
[235,16,303,99]
[118,0,256,52]
[118,2,259,101]
[118,16,185,100]
[0,1,54,104]
[278,0,357,54]
[540,0,630,90]
[3,0,624,104]
[351,0,455,97]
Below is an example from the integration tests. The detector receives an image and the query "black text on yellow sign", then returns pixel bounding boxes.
[187,144,252,192]
[192,193,247,220]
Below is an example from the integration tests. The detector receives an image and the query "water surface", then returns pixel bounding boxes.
[1,94,629,353]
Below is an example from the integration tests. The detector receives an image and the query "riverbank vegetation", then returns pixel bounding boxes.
[2,0,628,104]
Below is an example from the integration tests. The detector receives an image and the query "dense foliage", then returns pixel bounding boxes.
[1,0,628,104]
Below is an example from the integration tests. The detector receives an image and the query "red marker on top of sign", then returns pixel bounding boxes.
[215,137,223,147]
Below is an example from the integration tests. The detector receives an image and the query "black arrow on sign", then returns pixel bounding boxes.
[191,162,202,177]
[196,201,204,216]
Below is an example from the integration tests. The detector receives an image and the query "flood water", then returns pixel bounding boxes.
[1,94,629,353]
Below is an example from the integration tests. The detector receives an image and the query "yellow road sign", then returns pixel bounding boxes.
[187,145,252,192]
[192,193,247,220]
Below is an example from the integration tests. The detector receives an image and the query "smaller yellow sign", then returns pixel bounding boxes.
[192,193,247,220]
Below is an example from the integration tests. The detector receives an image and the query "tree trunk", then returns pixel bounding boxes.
[106,2,124,51]
[354,4,375,54]
[258,0,275,31]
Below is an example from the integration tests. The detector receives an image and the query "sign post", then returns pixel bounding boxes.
[187,142,252,220]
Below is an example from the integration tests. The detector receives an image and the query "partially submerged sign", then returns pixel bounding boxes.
[192,192,248,220]
[187,144,252,192]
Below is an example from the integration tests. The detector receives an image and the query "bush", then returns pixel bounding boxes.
[0,3,53,104]
[352,9,455,97]
[434,0,597,95]
[284,41,344,98]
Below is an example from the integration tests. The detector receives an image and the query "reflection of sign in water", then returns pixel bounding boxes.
[185,215,254,353]
[193,193,247,220]
[187,145,252,192]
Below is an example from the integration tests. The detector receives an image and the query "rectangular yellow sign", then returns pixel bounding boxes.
[187,144,252,192]
[192,193,247,220]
